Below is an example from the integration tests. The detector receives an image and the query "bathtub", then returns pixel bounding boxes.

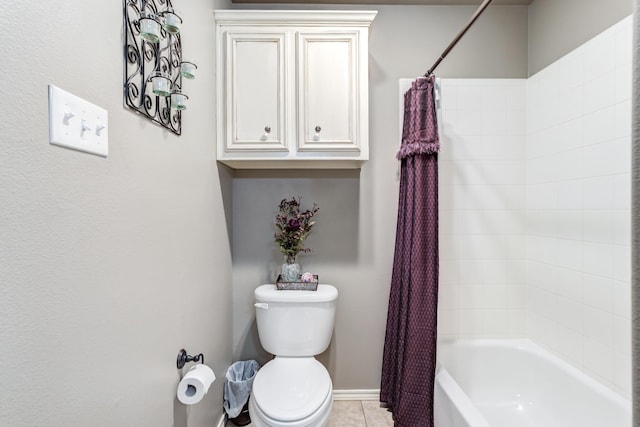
[434,339,631,427]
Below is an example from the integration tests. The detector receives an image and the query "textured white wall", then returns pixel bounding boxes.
[437,79,527,341]
[0,1,233,426]
[630,1,640,421]
[526,16,632,398]
[427,15,633,399]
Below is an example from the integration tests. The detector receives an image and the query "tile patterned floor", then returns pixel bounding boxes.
[226,400,394,426]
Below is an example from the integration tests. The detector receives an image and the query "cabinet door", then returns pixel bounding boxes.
[224,31,287,152]
[297,31,360,152]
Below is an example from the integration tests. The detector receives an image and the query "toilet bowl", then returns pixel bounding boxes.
[251,284,338,427]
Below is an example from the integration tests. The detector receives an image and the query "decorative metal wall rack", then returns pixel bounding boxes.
[124,0,197,135]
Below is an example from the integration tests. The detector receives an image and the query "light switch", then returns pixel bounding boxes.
[48,84,109,157]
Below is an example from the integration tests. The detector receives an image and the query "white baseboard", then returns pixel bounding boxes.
[216,413,227,427]
[332,389,380,401]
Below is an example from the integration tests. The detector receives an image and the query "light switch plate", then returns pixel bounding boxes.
[48,84,109,157]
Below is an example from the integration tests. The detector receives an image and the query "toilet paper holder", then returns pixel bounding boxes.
[177,349,204,369]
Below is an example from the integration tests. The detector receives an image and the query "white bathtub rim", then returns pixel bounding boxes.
[438,338,631,411]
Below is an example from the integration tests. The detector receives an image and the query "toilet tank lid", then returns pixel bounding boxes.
[255,284,338,303]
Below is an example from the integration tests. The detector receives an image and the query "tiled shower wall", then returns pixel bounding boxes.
[436,16,632,398]
[525,16,632,397]
[437,79,528,340]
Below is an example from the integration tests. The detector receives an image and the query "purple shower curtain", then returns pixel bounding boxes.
[381,76,440,427]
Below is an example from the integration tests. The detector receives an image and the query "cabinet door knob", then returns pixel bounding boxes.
[313,126,321,141]
[261,126,271,141]
[315,126,321,133]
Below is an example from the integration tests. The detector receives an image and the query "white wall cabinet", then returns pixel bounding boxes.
[214,10,376,169]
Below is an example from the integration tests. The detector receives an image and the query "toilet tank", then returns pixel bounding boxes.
[254,284,338,356]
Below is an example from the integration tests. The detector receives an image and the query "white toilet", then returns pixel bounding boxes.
[249,284,338,427]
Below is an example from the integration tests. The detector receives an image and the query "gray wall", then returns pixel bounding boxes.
[528,0,633,75]
[231,4,529,390]
[0,1,233,426]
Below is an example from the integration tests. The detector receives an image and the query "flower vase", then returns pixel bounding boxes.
[281,256,300,282]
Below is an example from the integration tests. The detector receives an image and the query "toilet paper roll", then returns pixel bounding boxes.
[177,364,216,405]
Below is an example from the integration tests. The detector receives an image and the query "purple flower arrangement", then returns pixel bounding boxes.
[274,197,319,263]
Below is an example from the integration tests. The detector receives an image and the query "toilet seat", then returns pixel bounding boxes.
[249,385,332,427]
[252,357,332,424]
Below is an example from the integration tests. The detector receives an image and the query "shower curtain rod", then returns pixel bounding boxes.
[424,0,495,76]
